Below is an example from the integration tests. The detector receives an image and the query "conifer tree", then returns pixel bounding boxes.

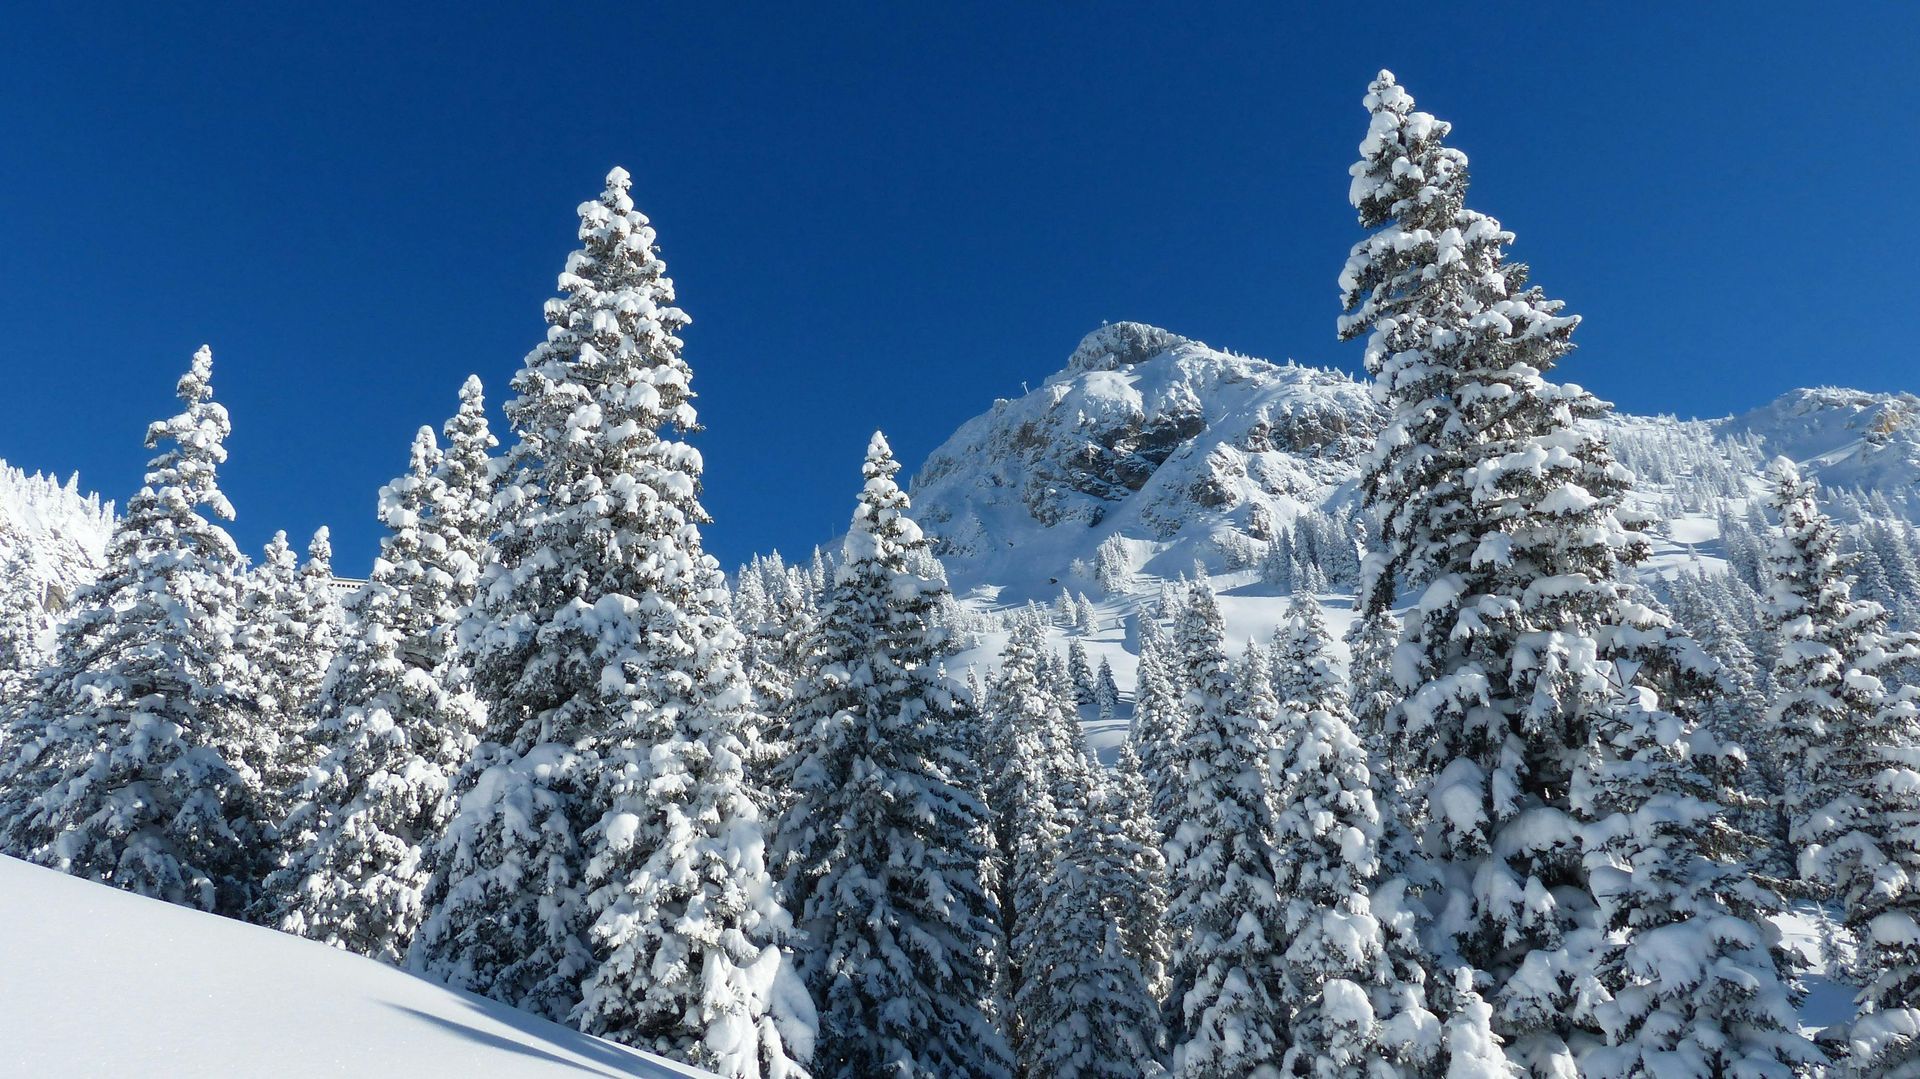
[0,347,264,915]
[1093,656,1120,725]
[300,526,344,671]
[1067,636,1096,706]
[981,619,1079,1052]
[430,374,497,693]
[773,433,1011,1079]
[1343,610,1401,750]
[1269,598,1437,1077]
[234,530,335,820]
[1763,458,1917,857]
[1130,615,1185,834]
[1108,740,1172,1000]
[435,375,497,588]
[270,427,486,963]
[1161,582,1288,1076]
[1762,459,1920,1076]
[418,169,807,1076]
[1339,71,1815,1072]
[1019,749,1165,1079]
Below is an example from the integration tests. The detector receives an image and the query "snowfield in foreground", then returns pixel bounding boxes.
[0,855,709,1078]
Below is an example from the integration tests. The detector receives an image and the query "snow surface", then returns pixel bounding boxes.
[0,855,711,1078]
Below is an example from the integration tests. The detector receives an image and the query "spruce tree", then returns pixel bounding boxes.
[418,169,805,1075]
[270,427,485,963]
[1093,656,1121,724]
[1131,614,1185,835]
[1762,458,1915,860]
[1762,459,1920,1076]
[773,433,1011,1079]
[1021,756,1165,1079]
[1162,582,1288,1076]
[1067,636,1096,706]
[1269,599,1436,1077]
[1109,739,1172,1000]
[1339,71,1815,1072]
[1343,609,1401,751]
[299,526,345,677]
[0,347,263,915]
[234,530,334,820]
[981,619,1078,1054]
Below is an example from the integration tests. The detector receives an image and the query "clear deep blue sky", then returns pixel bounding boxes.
[4,4,1916,574]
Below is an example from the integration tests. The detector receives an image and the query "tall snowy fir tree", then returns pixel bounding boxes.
[300,525,345,677]
[233,529,333,820]
[1267,597,1437,1077]
[772,432,1011,1079]
[1762,458,1916,866]
[1160,581,1288,1076]
[1108,739,1172,1000]
[430,374,498,686]
[980,618,1083,1060]
[0,347,264,916]
[417,169,808,1077]
[1338,70,1815,1073]
[1762,458,1920,1076]
[1018,744,1165,1079]
[1343,609,1401,751]
[1130,612,1185,837]
[268,426,486,963]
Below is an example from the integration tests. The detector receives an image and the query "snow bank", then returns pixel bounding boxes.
[0,855,710,1078]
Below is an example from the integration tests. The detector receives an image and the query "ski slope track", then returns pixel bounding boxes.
[0,855,711,1078]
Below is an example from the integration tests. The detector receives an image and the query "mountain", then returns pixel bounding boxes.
[0,854,710,1078]
[1721,385,1920,495]
[911,322,1919,605]
[913,322,1381,604]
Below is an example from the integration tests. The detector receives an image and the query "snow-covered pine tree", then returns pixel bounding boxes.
[1341,69,1609,1068]
[1574,660,1821,1078]
[1130,613,1186,835]
[1761,458,1920,1076]
[424,168,805,1075]
[773,432,1011,1079]
[1762,457,1917,862]
[1094,655,1120,724]
[431,375,497,683]
[269,426,486,963]
[0,347,264,915]
[1067,636,1096,706]
[1018,738,1165,1079]
[1108,739,1172,1001]
[1161,581,1288,1076]
[300,526,345,673]
[981,619,1077,1052]
[233,530,332,821]
[1338,71,1817,1073]
[1095,533,1133,594]
[1268,597,1437,1078]
[1343,609,1401,751]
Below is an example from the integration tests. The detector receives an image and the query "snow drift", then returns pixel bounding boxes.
[0,854,710,1078]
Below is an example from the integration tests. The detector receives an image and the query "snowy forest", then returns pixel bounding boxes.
[3,71,1919,1079]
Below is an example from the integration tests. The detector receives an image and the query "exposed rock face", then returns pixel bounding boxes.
[911,324,1383,594]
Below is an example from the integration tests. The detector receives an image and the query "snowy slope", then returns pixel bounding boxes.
[0,855,710,1078]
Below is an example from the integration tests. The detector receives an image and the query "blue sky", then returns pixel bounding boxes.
[3,4,1916,574]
